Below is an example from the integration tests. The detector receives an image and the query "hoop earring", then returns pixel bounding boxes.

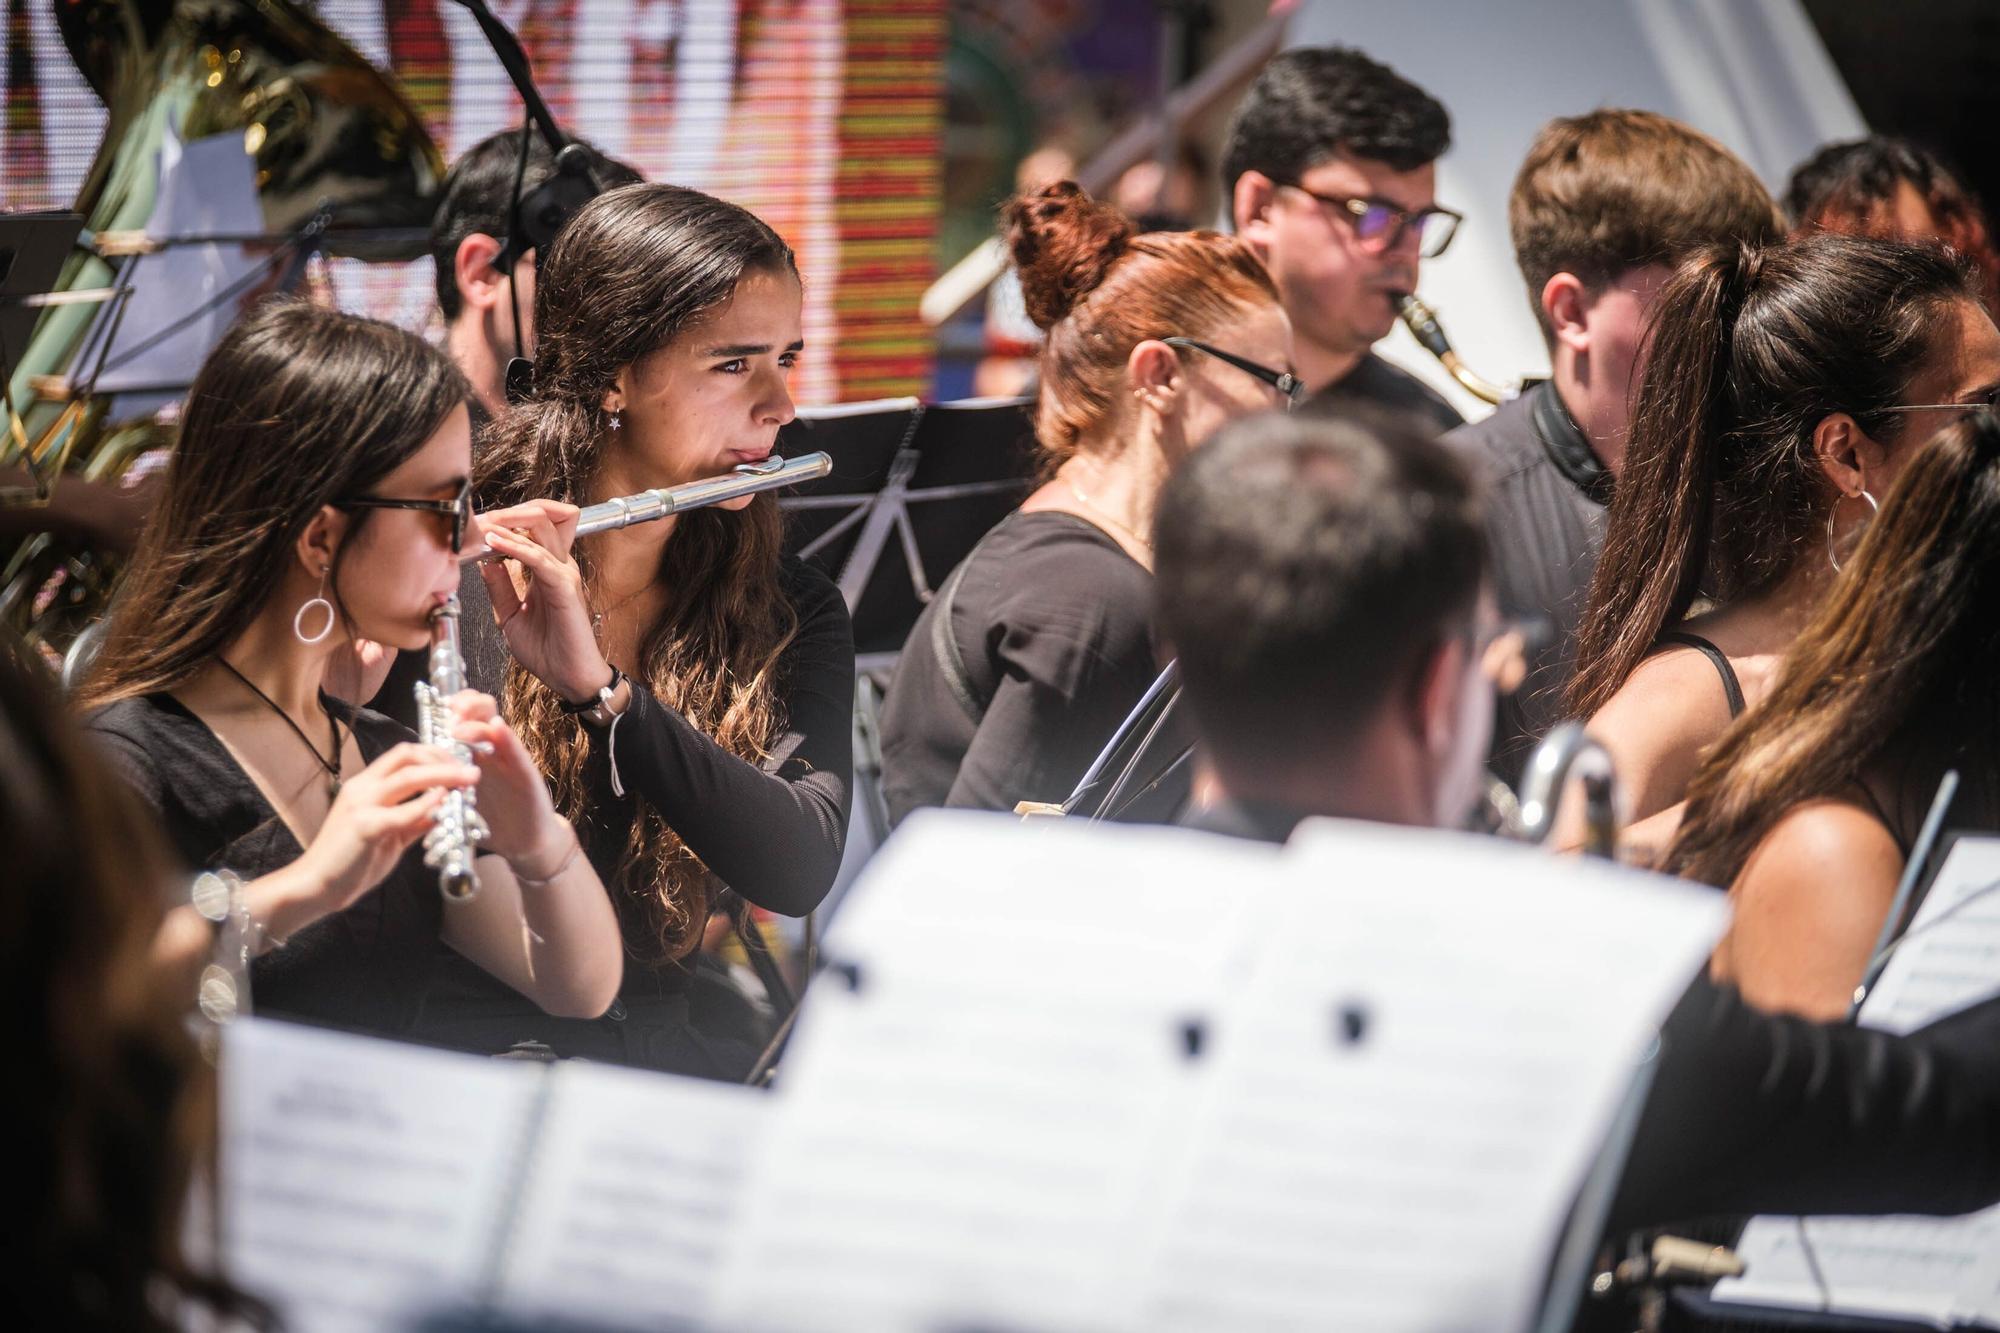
[1826,489,1879,573]
[294,566,335,644]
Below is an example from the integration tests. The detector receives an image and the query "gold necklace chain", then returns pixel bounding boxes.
[1065,473,1154,553]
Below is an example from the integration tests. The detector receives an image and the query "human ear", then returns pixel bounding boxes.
[453,234,507,316]
[1233,171,1279,260]
[1542,273,1592,357]
[296,505,348,580]
[1126,339,1184,417]
[1811,412,1887,497]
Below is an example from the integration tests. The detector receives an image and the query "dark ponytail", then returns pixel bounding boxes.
[1568,232,1977,718]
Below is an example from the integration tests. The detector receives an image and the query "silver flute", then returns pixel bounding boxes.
[464,452,833,562]
[416,594,489,900]
[573,451,833,537]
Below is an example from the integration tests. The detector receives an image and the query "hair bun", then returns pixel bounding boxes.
[1003,181,1137,331]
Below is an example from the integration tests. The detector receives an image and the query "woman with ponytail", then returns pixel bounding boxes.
[1566,232,2000,824]
[1665,411,2000,1019]
[877,181,1297,824]
[424,183,854,1076]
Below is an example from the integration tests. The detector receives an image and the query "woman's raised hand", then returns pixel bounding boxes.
[444,689,576,871]
[293,743,480,915]
[475,500,612,704]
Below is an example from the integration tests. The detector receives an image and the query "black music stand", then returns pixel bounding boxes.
[779,395,1037,667]
[0,211,85,370]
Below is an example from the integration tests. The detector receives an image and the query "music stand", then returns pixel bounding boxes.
[780,395,1037,667]
[0,211,96,500]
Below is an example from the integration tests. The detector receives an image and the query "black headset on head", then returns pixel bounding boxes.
[446,0,607,403]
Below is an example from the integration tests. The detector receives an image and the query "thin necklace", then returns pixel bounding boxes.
[217,658,343,799]
[1065,471,1154,553]
[591,580,654,633]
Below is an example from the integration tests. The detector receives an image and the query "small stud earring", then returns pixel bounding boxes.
[608,409,622,432]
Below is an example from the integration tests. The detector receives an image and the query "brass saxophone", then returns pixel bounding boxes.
[1397,294,1512,407]
[416,594,487,901]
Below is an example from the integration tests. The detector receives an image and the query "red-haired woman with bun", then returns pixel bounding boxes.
[879,181,1296,824]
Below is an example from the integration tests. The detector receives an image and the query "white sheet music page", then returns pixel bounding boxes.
[1716,835,2000,1330]
[711,811,1283,1333]
[219,1017,541,1332]
[1132,820,1726,1333]
[493,1062,772,1329]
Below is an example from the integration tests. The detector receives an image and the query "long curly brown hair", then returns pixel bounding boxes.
[478,184,802,962]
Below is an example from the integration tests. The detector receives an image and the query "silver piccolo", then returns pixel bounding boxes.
[415,593,489,900]
[576,452,832,537]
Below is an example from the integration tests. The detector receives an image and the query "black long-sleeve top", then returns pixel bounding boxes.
[406,556,853,1073]
[565,557,854,917]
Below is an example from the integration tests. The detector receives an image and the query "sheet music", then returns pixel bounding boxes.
[493,1063,772,1330]
[1716,836,2000,1330]
[1134,821,1726,1333]
[711,814,1282,1333]
[1859,838,2000,1036]
[712,812,1724,1333]
[220,1018,543,1333]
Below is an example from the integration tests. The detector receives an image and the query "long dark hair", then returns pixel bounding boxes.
[478,183,802,962]
[1666,412,2000,886]
[1567,233,1976,717]
[4,637,268,1328]
[77,298,468,709]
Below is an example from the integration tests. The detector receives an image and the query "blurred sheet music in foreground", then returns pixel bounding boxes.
[219,812,1726,1332]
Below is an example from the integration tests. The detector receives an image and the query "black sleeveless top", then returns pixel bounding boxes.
[1654,630,1746,719]
[84,693,446,1037]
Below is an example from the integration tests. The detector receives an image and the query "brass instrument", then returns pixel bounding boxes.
[1505,721,1622,859]
[1398,294,1512,407]
[4,0,446,658]
[416,594,487,901]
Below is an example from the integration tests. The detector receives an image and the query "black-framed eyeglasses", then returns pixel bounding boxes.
[1161,337,1306,410]
[336,477,474,554]
[1281,185,1463,259]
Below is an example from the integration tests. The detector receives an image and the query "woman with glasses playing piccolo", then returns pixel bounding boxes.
[78,299,623,1039]
[877,180,1301,828]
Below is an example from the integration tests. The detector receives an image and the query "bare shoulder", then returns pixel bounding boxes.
[1736,799,1905,904]
[1587,648,1742,820]
[1719,798,1905,1019]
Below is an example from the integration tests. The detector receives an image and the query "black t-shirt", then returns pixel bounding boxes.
[84,693,444,1037]
[878,510,1164,825]
[1301,351,1465,439]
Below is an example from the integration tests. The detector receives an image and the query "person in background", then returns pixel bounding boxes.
[430,128,643,424]
[1153,408,2000,1237]
[879,180,1296,825]
[1220,45,1462,435]
[1443,110,1780,783]
[1565,234,2000,828]
[1788,135,2000,314]
[1666,411,2000,1020]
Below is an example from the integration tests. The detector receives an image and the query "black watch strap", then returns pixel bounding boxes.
[559,665,623,714]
